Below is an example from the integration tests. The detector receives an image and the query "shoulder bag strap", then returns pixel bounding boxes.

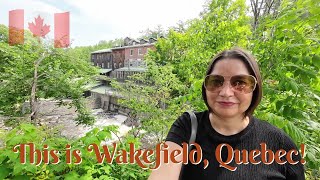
[187,111,198,153]
[179,111,198,180]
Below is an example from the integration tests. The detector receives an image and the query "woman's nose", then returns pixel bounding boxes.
[218,81,234,97]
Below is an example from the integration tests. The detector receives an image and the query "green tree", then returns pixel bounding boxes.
[139,25,166,40]
[0,25,97,125]
[68,38,123,64]
[249,0,320,175]
[121,0,319,177]
[0,123,150,179]
[111,60,190,145]
[148,0,251,109]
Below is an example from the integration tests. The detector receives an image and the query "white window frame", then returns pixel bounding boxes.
[130,49,134,56]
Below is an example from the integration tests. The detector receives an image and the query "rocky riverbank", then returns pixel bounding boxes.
[0,100,131,143]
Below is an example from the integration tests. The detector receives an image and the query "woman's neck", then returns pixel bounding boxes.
[209,112,249,136]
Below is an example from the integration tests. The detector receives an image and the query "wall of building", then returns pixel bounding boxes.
[124,45,154,67]
[89,92,130,114]
[112,49,125,69]
[91,52,113,69]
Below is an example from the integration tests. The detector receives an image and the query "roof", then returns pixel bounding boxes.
[114,67,146,72]
[129,39,139,43]
[114,43,155,49]
[83,82,102,90]
[111,46,126,50]
[90,85,114,94]
[91,48,112,54]
[139,38,148,42]
[99,69,113,74]
[91,37,157,53]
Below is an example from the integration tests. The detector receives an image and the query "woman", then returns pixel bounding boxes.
[148,48,305,180]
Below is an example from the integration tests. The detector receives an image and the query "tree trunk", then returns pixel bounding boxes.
[30,53,46,125]
[30,61,39,125]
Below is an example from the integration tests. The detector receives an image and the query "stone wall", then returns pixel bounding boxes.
[89,92,129,114]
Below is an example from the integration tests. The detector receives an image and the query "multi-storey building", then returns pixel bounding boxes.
[91,49,113,69]
[91,48,114,77]
[90,37,157,79]
[89,37,158,111]
[111,47,125,69]
[123,37,156,68]
[124,43,154,67]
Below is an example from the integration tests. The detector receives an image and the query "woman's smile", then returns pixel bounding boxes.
[217,101,237,107]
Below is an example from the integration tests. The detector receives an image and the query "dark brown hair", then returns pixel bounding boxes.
[202,47,262,117]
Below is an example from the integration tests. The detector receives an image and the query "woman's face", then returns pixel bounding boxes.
[206,58,253,119]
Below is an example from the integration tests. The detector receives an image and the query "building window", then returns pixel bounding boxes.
[138,48,142,55]
[130,49,134,56]
[107,62,110,68]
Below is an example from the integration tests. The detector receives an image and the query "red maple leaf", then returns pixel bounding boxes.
[28,15,50,38]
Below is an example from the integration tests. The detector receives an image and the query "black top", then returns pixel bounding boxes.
[166,110,305,180]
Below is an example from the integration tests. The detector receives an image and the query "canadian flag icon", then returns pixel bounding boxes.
[9,9,70,48]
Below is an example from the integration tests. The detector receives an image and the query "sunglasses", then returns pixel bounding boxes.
[204,74,257,94]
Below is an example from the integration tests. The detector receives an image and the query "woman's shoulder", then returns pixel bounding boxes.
[165,110,208,146]
[175,110,208,125]
[253,116,285,133]
[252,116,298,148]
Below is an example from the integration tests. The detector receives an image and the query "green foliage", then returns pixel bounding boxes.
[0,123,150,179]
[147,0,251,110]
[250,0,320,172]
[67,38,123,63]
[0,25,97,125]
[139,25,166,39]
[117,0,319,178]
[0,0,319,178]
[111,61,191,144]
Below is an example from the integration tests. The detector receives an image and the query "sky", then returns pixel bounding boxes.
[0,0,208,47]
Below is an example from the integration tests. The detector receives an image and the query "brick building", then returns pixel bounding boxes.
[91,37,156,70]
[91,49,113,69]
[89,37,159,112]
[123,37,156,67]
[124,44,153,67]
[111,47,125,69]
